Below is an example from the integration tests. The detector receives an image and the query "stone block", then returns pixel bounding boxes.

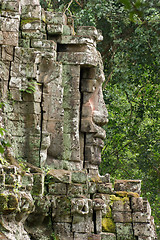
[31,39,57,50]
[21,21,41,31]
[49,182,67,195]
[81,79,97,93]
[71,170,88,184]
[95,210,102,233]
[21,0,40,5]
[133,223,155,237]
[81,118,95,133]
[55,196,71,216]
[97,183,112,194]
[82,103,92,118]
[53,223,73,240]
[112,211,132,223]
[116,236,135,240]
[19,39,31,48]
[131,197,151,215]
[88,234,101,240]
[21,30,44,40]
[60,35,95,46]
[22,173,33,191]
[2,45,14,61]
[58,52,98,66]
[115,223,134,236]
[47,24,63,35]
[32,173,44,195]
[38,60,62,84]
[68,183,83,197]
[1,1,20,12]
[100,174,110,183]
[21,5,41,20]
[138,237,152,240]
[45,11,67,25]
[47,169,71,183]
[62,64,80,78]
[133,212,151,223]
[93,198,105,211]
[88,182,97,194]
[0,31,3,44]
[3,31,18,46]
[63,25,74,36]
[77,26,103,42]
[71,198,92,215]
[101,233,116,240]
[72,215,93,233]
[9,77,21,88]
[14,47,38,64]
[10,88,22,101]
[0,17,19,32]
[112,197,131,212]
[74,233,88,240]
[114,180,141,195]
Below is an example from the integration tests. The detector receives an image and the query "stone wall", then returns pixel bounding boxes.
[0,0,157,239]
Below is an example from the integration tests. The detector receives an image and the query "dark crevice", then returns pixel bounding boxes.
[48,34,60,41]
[57,43,85,52]
[129,197,136,239]
[90,193,94,199]
[66,183,69,196]
[49,205,55,239]
[93,210,97,234]
[29,39,32,48]
[7,61,12,91]
[71,216,73,233]
[79,68,83,131]
[80,67,86,168]
[83,133,86,169]
[12,46,15,61]
[39,83,44,168]
[45,23,48,40]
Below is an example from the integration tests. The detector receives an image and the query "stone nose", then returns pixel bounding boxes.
[92,108,108,126]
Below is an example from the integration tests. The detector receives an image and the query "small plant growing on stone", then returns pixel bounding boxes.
[51,233,59,240]
[21,80,41,94]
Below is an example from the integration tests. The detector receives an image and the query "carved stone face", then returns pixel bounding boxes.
[38,43,108,173]
[80,64,108,173]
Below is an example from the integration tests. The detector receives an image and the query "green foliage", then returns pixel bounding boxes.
[20,80,41,94]
[51,232,59,240]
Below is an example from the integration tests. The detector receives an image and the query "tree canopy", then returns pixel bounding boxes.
[40,0,160,236]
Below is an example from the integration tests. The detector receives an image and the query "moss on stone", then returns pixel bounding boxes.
[0,194,8,212]
[21,18,40,25]
[110,194,129,203]
[102,217,116,233]
[115,191,139,198]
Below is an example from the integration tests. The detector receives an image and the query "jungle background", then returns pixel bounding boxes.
[41,0,160,236]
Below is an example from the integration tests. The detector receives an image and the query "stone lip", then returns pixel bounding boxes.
[46,169,71,183]
[114,179,141,195]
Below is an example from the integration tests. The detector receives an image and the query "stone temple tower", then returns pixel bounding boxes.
[0,0,157,239]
